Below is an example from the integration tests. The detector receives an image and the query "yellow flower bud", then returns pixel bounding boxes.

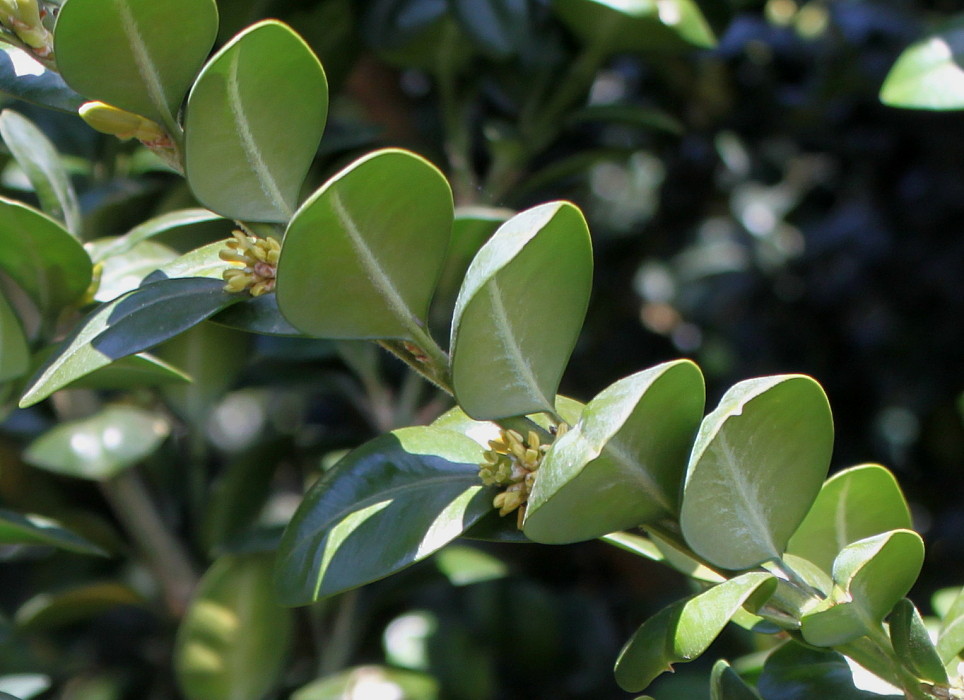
[79,101,167,144]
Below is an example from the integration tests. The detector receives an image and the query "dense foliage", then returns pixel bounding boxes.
[0,1,961,699]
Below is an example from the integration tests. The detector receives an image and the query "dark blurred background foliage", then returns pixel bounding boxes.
[0,0,962,698]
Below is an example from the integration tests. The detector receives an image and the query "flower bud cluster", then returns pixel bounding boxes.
[0,0,53,56]
[220,230,281,297]
[478,424,567,529]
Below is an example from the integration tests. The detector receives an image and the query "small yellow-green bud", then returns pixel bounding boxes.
[219,230,281,297]
[79,101,168,145]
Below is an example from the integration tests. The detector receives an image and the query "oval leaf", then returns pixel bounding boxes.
[0,508,105,555]
[889,598,948,684]
[800,530,925,647]
[24,404,170,480]
[758,642,898,700]
[185,20,328,222]
[275,426,491,605]
[0,47,85,113]
[276,149,452,339]
[0,110,81,235]
[680,375,833,570]
[880,18,964,110]
[54,0,218,126]
[553,0,717,54]
[175,554,293,700]
[524,360,704,543]
[614,572,776,692]
[20,277,239,407]
[450,201,592,420]
[786,464,911,574]
[710,659,761,700]
[0,197,91,318]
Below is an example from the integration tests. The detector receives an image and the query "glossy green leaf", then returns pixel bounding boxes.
[0,508,106,555]
[144,240,231,282]
[787,464,911,574]
[937,587,964,664]
[0,197,91,318]
[20,277,240,407]
[880,18,964,110]
[211,293,304,336]
[553,0,716,54]
[175,554,293,700]
[524,360,704,543]
[710,659,761,700]
[89,209,225,262]
[14,583,144,630]
[276,149,452,339]
[0,110,81,234]
[889,598,948,683]
[758,642,896,699]
[0,291,28,381]
[24,404,170,480]
[62,353,190,390]
[614,572,776,692]
[275,426,490,605]
[184,20,328,222]
[800,530,925,647]
[680,375,834,570]
[0,47,85,113]
[54,0,218,127]
[88,240,178,302]
[292,666,439,700]
[451,201,592,420]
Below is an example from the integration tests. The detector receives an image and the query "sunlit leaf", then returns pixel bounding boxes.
[450,201,592,420]
[614,572,776,692]
[0,508,106,556]
[710,659,761,700]
[54,0,218,127]
[275,426,491,604]
[276,149,452,339]
[185,20,328,222]
[757,642,899,699]
[787,464,911,574]
[525,360,704,543]
[889,598,948,684]
[680,375,833,570]
[0,47,84,113]
[880,17,964,110]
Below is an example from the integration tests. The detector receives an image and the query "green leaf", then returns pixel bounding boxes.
[275,426,491,605]
[937,587,964,663]
[553,0,717,54]
[20,277,240,407]
[58,353,190,391]
[14,583,145,630]
[184,20,328,222]
[435,545,508,586]
[758,642,899,699]
[0,47,85,113]
[276,149,452,338]
[0,290,29,382]
[211,293,304,336]
[800,530,925,647]
[436,207,509,302]
[89,209,225,262]
[680,375,834,570]
[54,0,218,127]
[0,508,106,555]
[710,659,761,700]
[175,554,293,700]
[0,110,81,235]
[614,572,776,692]
[889,598,948,684]
[450,201,592,420]
[786,464,912,574]
[23,404,170,480]
[88,239,178,302]
[524,360,704,543]
[0,197,91,318]
[292,666,439,700]
[880,18,964,110]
